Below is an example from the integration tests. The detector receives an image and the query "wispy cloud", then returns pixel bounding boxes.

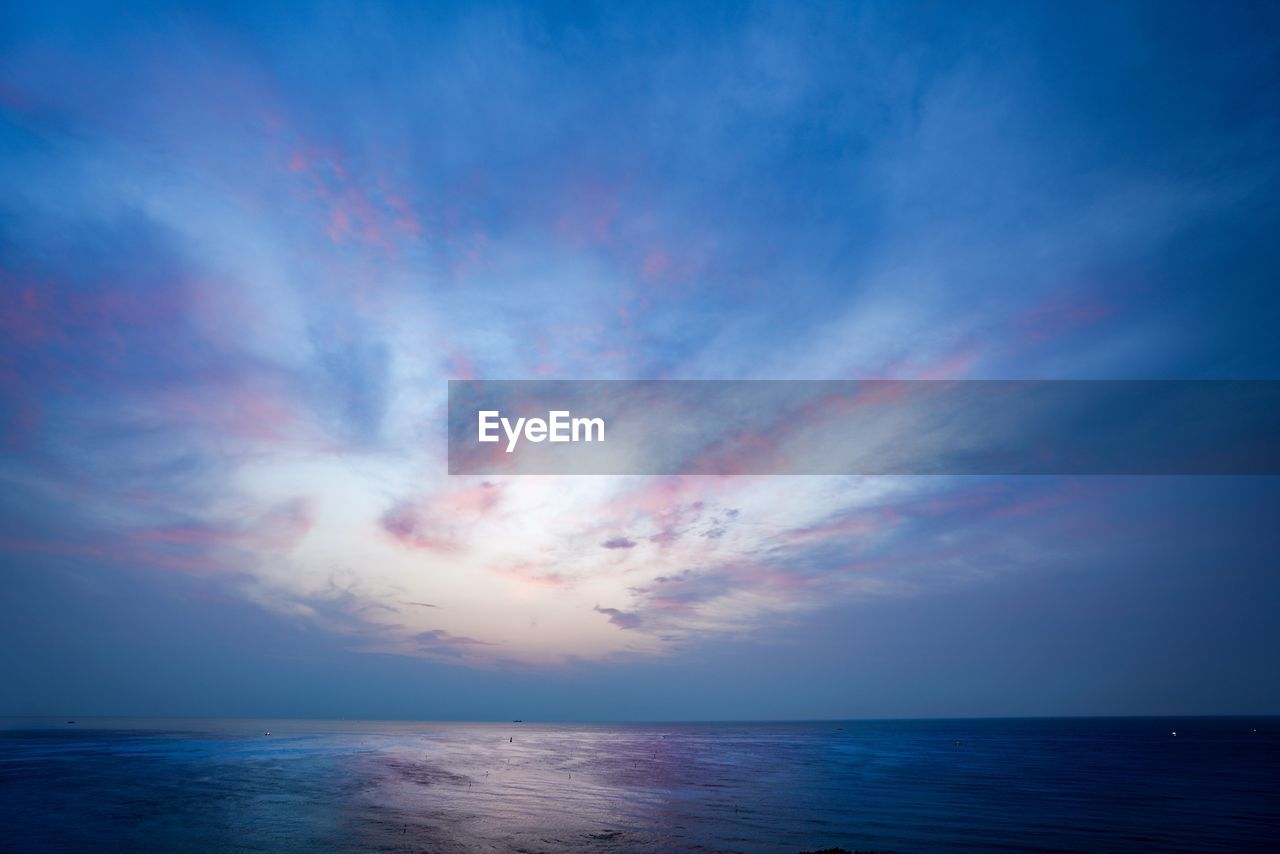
[1,1,1276,670]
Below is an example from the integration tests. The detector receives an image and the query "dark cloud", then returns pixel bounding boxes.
[601,537,637,549]
[593,605,642,630]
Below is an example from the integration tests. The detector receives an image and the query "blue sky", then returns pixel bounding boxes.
[1,1,1278,718]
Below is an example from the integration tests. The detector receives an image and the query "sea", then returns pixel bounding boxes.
[0,717,1275,852]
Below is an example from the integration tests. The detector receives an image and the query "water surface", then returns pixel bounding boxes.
[1,717,1275,852]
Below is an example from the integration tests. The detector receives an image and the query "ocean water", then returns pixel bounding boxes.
[0,718,1275,852]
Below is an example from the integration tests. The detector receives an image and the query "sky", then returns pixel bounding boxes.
[1,0,1279,720]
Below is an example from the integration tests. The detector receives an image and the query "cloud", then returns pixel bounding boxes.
[413,629,492,654]
[0,1,1275,673]
[594,605,643,630]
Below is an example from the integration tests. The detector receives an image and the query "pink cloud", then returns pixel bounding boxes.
[1018,292,1113,344]
[381,481,505,552]
[494,560,572,587]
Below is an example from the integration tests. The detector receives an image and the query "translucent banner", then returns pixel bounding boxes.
[447,380,1280,475]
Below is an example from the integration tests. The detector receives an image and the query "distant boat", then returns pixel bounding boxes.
[513,719,523,723]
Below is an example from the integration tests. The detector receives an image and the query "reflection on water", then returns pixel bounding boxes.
[1,718,1276,852]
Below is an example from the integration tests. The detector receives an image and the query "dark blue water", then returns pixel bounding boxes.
[0,718,1275,852]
